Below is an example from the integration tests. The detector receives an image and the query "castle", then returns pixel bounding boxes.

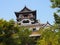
[15,6,51,37]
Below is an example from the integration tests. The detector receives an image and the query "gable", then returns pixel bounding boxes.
[20,6,32,12]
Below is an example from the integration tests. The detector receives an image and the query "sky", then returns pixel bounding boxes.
[0,0,56,24]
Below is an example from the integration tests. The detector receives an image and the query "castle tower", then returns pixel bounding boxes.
[15,6,51,37]
[15,6,38,26]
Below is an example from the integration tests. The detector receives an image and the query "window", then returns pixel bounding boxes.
[23,20,29,23]
[24,15,28,17]
[31,22,35,24]
[33,28,36,31]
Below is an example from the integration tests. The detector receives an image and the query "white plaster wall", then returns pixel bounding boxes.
[20,19,34,25]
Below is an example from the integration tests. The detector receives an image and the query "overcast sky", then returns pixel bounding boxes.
[0,0,56,24]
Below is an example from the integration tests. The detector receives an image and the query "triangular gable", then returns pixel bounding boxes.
[20,6,32,12]
[44,21,51,27]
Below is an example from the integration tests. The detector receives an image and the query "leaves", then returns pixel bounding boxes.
[54,13,60,24]
[0,19,33,45]
[50,0,60,8]
[37,24,60,45]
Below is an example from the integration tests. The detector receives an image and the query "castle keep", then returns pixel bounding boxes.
[15,6,51,37]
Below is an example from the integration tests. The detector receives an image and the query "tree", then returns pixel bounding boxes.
[16,26,36,45]
[50,0,60,24]
[0,19,34,45]
[50,0,60,29]
[37,24,60,45]
[50,0,60,8]
[0,19,20,45]
[50,0,60,12]
[54,13,60,24]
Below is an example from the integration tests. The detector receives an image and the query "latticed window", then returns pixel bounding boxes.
[23,20,29,23]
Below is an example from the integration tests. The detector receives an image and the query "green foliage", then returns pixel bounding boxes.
[50,0,60,26]
[0,19,33,45]
[54,13,60,24]
[17,28,30,45]
[0,19,60,45]
[50,0,60,8]
[37,24,60,45]
[50,0,60,13]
